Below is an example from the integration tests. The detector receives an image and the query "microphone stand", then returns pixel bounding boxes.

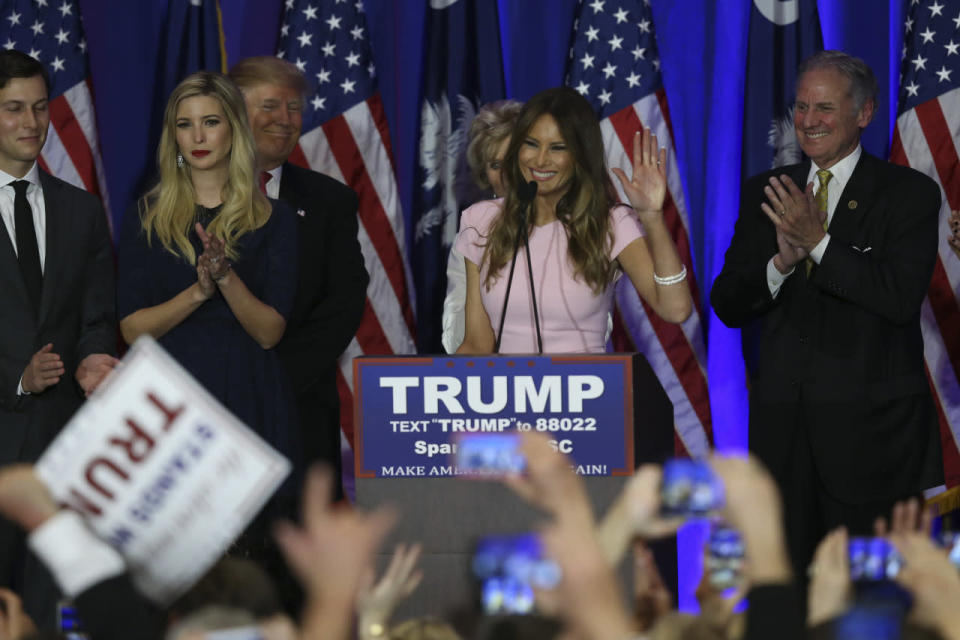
[494,230,523,354]
[494,181,543,354]
[521,213,543,354]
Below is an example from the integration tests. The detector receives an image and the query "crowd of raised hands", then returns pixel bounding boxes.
[0,436,960,639]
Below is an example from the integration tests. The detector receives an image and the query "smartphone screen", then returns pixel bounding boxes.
[455,433,525,478]
[848,537,902,581]
[939,531,960,569]
[706,523,744,590]
[57,600,88,640]
[472,533,561,615]
[660,458,724,517]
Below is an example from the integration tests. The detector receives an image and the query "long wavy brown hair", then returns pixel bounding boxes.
[480,87,617,294]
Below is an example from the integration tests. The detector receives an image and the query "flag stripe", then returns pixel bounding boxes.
[64,83,106,192]
[926,360,960,487]
[337,338,366,446]
[48,96,97,194]
[40,123,84,189]
[297,129,414,356]
[895,0,960,487]
[613,282,711,457]
[566,0,713,460]
[922,298,960,454]
[320,111,417,337]
[343,99,417,306]
[279,1,418,470]
[355,299,397,354]
[915,98,960,208]
[366,92,399,177]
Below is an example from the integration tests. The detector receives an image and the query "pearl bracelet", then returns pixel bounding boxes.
[653,264,687,286]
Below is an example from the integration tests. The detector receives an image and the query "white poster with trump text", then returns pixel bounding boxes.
[36,336,290,603]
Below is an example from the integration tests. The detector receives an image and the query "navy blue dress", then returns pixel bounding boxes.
[117,200,300,464]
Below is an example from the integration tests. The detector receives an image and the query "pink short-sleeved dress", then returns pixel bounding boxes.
[454,199,644,353]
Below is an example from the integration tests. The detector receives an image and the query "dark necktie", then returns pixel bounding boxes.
[12,180,42,312]
[259,171,271,195]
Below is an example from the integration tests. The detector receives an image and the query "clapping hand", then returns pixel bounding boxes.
[196,258,215,299]
[195,222,230,282]
[75,353,119,396]
[761,176,826,256]
[612,127,667,222]
[21,344,64,394]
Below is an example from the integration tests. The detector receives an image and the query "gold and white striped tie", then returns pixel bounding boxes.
[807,169,832,275]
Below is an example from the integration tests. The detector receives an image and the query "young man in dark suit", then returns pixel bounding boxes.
[711,50,943,578]
[229,57,368,501]
[0,50,116,624]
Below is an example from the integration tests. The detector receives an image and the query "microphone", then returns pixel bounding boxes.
[517,179,538,204]
[494,180,544,355]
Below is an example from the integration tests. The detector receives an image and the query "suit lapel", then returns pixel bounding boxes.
[279,163,307,210]
[788,161,813,285]
[38,172,66,324]
[0,186,24,295]
[827,152,874,242]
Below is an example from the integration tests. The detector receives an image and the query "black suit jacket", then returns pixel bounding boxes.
[275,162,367,404]
[0,170,115,464]
[711,151,943,503]
[75,574,164,640]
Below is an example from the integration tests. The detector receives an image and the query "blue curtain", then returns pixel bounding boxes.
[78,0,900,609]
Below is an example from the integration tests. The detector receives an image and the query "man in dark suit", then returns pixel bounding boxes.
[711,51,943,576]
[0,50,116,623]
[229,57,368,501]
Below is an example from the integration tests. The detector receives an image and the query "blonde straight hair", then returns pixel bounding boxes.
[140,71,270,264]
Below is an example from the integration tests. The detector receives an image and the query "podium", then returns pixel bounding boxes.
[353,353,674,622]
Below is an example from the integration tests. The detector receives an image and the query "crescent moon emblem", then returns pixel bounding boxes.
[429,0,460,8]
[753,0,799,26]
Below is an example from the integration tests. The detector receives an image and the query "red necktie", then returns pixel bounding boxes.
[258,171,271,194]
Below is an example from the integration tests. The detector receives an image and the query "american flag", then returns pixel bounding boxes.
[0,0,109,221]
[277,0,416,451]
[566,0,712,457]
[890,0,960,487]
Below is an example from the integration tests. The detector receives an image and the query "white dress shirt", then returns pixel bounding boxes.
[0,163,46,271]
[766,145,862,297]
[262,165,282,199]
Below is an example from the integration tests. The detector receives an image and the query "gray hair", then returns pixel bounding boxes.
[797,50,878,111]
[466,100,524,191]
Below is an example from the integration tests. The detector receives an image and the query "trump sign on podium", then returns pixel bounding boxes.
[35,337,290,604]
[354,354,643,478]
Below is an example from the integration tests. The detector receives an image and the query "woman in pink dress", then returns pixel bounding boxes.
[455,87,692,354]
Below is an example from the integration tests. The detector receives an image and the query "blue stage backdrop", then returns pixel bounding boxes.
[66,0,904,612]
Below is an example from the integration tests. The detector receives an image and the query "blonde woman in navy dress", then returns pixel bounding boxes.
[117,71,299,473]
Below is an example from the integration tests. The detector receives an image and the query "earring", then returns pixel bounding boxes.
[176,152,184,168]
